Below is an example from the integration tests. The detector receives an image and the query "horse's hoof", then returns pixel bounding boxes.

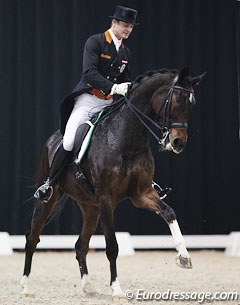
[82,285,94,294]
[20,289,35,297]
[81,274,94,294]
[20,275,35,296]
[176,255,193,269]
[112,292,126,300]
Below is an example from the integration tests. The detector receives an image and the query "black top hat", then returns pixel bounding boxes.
[110,6,139,25]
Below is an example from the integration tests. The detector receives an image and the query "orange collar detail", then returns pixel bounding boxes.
[105,31,112,44]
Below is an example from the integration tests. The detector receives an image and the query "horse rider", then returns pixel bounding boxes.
[34,6,138,203]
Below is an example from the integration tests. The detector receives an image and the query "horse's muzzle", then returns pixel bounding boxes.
[170,129,187,154]
[171,137,186,154]
[161,129,187,154]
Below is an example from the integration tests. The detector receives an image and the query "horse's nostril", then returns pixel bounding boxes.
[173,138,185,149]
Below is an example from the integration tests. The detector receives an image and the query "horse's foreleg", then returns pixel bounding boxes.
[21,190,59,295]
[75,205,99,293]
[157,199,192,268]
[132,189,192,268]
[99,202,125,299]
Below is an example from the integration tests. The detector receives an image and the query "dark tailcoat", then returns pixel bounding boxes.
[60,30,131,134]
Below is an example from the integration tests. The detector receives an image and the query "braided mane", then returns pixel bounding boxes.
[132,69,178,85]
[128,69,178,93]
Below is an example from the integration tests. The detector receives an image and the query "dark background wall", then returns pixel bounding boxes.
[0,0,239,235]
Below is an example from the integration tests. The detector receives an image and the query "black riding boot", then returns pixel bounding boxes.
[34,144,72,203]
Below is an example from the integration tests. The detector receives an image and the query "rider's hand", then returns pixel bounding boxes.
[110,82,131,96]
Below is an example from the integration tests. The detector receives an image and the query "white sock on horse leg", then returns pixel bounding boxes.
[169,220,190,257]
[20,275,33,295]
[111,278,125,298]
[81,274,92,293]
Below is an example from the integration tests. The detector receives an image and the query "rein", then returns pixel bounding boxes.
[93,97,126,123]
[125,95,165,145]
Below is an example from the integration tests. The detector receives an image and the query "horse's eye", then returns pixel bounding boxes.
[176,95,180,103]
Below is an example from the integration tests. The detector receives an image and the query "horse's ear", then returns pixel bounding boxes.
[191,72,206,86]
[178,67,190,83]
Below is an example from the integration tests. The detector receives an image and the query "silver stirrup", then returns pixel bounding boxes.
[34,179,53,203]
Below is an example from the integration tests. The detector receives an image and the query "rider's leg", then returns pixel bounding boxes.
[34,94,112,203]
[34,97,88,203]
[34,144,72,202]
[63,93,112,152]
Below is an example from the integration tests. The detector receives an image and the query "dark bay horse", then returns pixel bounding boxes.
[21,67,204,298]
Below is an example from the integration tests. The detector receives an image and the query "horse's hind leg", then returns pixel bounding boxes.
[20,190,59,295]
[75,204,99,293]
[132,189,192,268]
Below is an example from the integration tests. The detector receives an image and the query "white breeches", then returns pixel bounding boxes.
[63,93,112,151]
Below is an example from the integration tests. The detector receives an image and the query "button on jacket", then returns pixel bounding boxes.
[60,30,131,134]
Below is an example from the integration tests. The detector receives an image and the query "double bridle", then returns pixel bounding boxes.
[125,74,196,146]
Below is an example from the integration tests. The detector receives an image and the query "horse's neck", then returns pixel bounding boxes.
[117,81,162,152]
[104,72,174,153]
[115,102,151,153]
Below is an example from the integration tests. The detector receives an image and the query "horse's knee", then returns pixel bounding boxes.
[25,234,40,255]
[75,239,88,258]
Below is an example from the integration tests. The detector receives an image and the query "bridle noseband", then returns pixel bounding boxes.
[158,75,195,130]
[125,74,196,146]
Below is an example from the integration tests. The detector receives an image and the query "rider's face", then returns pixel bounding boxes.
[111,19,134,40]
